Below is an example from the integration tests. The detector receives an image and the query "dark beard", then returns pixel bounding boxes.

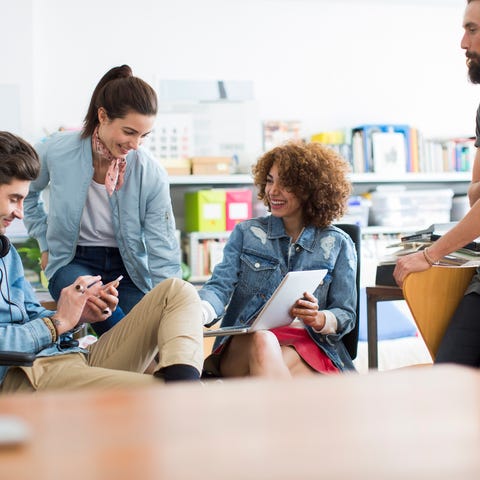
[467,53,480,83]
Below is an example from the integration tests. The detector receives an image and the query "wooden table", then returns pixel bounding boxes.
[366,285,405,369]
[0,365,479,479]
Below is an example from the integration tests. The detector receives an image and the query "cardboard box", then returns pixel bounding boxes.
[191,157,231,175]
[226,189,252,230]
[159,158,191,176]
[184,190,226,232]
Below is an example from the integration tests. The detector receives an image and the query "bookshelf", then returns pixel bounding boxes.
[170,172,472,186]
[170,172,471,221]
[169,174,253,185]
[170,173,471,286]
[183,231,230,283]
[350,172,471,196]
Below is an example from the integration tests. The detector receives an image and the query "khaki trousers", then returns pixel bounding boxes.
[1,278,204,393]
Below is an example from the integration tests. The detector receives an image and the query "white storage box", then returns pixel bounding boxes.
[370,188,453,227]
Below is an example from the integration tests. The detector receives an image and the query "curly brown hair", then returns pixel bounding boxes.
[252,141,352,228]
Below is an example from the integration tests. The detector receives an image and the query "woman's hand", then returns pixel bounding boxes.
[393,250,431,287]
[290,291,326,331]
[41,251,49,271]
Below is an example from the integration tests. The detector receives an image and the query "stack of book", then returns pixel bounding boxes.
[375,223,480,286]
[395,223,480,266]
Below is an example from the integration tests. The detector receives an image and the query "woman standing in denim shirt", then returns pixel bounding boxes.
[200,141,357,377]
[23,65,181,337]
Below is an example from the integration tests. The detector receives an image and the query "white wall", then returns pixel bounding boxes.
[0,0,476,143]
[0,0,34,137]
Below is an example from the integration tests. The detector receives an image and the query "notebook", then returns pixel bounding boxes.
[204,269,328,337]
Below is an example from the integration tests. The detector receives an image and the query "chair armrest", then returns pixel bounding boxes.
[0,351,36,367]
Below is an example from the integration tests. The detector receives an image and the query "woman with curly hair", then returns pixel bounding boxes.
[199,141,357,378]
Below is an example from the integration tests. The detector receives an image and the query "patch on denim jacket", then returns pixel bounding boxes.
[250,226,267,244]
[320,235,335,259]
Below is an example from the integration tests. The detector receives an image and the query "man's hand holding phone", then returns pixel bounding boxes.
[101,275,123,293]
[81,275,122,324]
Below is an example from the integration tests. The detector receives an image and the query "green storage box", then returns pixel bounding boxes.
[184,189,226,232]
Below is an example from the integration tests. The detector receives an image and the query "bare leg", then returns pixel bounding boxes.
[220,331,291,379]
[280,345,316,377]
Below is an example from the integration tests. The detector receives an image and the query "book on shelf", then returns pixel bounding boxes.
[409,127,419,173]
[418,136,475,173]
[348,125,474,174]
[371,131,407,175]
[351,124,411,173]
[183,233,229,279]
[310,130,352,165]
[351,129,365,173]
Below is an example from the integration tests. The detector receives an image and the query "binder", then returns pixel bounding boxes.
[351,124,411,173]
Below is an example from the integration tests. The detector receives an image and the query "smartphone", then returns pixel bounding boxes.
[101,275,123,291]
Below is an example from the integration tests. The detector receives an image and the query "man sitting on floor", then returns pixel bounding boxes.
[0,131,203,392]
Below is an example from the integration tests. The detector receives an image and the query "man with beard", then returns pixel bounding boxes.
[394,0,480,367]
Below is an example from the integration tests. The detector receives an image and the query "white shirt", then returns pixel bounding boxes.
[77,180,118,247]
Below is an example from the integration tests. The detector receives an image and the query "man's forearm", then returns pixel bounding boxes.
[468,181,480,206]
[428,199,480,261]
[468,148,480,206]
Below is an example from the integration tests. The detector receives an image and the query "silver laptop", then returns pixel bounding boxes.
[204,269,328,337]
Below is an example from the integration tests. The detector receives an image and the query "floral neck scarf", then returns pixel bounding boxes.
[92,126,127,196]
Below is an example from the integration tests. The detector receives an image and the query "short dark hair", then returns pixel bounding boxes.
[252,141,352,228]
[0,131,40,185]
[81,64,158,138]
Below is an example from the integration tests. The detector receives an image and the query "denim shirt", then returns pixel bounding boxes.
[0,246,84,385]
[23,131,181,294]
[199,216,357,371]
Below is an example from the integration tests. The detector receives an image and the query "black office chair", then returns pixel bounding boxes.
[0,351,35,367]
[0,301,56,368]
[335,223,361,360]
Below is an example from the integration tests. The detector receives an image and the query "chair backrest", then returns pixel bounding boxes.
[402,265,476,360]
[335,223,361,360]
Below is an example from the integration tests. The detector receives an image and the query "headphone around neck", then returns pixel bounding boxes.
[0,234,14,323]
[0,235,11,258]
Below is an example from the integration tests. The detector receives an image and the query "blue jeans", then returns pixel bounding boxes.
[49,246,145,336]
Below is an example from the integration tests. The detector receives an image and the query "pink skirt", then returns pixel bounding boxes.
[270,326,339,374]
[209,327,339,375]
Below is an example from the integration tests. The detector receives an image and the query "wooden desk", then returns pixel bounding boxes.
[366,285,404,369]
[0,365,479,479]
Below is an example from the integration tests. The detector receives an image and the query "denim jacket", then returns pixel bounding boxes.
[199,216,357,371]
[23,131,181,294]
[0,246,83,384]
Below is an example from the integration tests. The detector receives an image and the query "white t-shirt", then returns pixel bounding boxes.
[77,180,117,247]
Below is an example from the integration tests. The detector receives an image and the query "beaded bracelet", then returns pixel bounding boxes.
[42,316,58,343]
[423,247,438,266]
